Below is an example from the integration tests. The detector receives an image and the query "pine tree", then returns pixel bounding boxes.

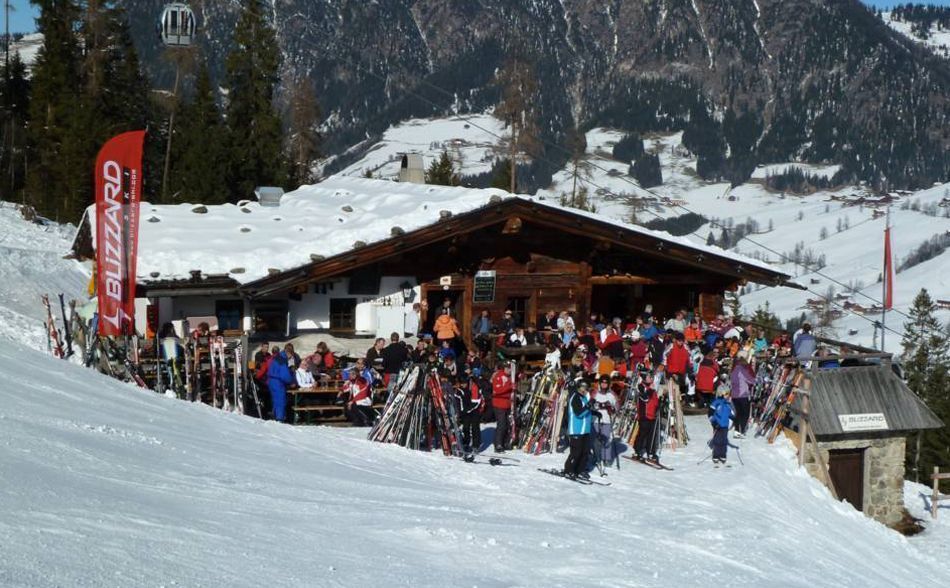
[725,289,742,321]
[425,151,457,186]
[26,0,84,220]
[901,288,950,486]
[490,158,513,192]
[902,289,949,400]
[169,62,227,204]
[706,232,716,246]
[285,78,321,189]
[1,50,30,201]
[225,0,285,200]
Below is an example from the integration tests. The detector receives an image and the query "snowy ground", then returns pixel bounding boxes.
[337,114,506,180]
[0,202,89,351]
[2,338,950,587]
[883,12,950,59]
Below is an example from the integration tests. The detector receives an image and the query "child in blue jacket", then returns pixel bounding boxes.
[709,390,734,464]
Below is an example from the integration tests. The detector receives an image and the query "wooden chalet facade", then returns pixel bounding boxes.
[73,178,796,342]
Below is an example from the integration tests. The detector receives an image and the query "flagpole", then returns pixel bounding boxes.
[881,206,889,352]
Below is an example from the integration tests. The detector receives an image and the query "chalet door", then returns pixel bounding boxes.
[828,448,865,511]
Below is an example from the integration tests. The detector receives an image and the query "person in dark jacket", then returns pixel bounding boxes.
[563,381,595,479]
[381,332,410,386]
[267,351,295,423]
[634,372,660,461]
[709,390,734,464]
[455,376,484,452]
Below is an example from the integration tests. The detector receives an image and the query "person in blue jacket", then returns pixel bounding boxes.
[267,351,295,422]
[709,389,735,464]
[563,381,597,479]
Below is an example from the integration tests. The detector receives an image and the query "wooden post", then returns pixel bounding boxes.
[934,466,940,519]
[798,392,810,467]
[806,421,837,500]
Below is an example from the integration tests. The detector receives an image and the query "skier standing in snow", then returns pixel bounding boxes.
[709,389,735,464]
[563,381,596,479]
[634,371,660,462]
[729,357,756,438]
[491,363,513,452]
[454,375,484,453]
[591,376,619,472]
[267,351,295,423]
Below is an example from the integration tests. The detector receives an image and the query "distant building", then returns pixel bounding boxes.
[398,153,425,184]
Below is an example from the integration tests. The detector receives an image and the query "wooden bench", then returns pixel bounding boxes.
[289,381,386,425]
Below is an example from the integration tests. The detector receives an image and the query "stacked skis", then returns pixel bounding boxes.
[515,368,567,454]
[368,366,464,457]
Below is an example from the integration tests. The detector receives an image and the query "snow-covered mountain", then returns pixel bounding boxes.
[120,0,950,191]
[337,117,950,349]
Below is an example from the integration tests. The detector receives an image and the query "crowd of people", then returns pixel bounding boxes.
[249,301,838,477]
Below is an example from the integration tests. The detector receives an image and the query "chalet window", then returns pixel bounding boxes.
[330,298,357,331]
[348,265,381,295]
[252,300,289,336]
[215,300,243,331]
[506,296,529,328]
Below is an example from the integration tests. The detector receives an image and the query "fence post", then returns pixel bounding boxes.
[934,466,940,519]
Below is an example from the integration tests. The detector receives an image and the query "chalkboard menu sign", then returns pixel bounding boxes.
[473,270,496,303]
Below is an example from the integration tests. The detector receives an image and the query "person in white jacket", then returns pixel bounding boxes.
[295,357,316,389]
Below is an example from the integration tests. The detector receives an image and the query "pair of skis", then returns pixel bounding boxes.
[536,468,612,486]
[623,454,674,471]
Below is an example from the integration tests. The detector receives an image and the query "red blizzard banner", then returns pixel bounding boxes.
[95,130,145,336]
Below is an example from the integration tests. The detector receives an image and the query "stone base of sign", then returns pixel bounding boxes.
[805,435,907,527]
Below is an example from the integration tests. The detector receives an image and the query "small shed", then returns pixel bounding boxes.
[792,361,943,526]
[398,153,425,184]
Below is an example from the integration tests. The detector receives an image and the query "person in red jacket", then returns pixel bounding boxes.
[634,371,660,462]
[695,351,720,408]
[491,363,514,452]
[628,331,649,371]
[665,333,692,392]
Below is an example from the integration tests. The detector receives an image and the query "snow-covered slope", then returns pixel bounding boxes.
[338,116,949,348]
[337,115,506,180]
[8,32,44,76]
[0,202,89,351]
[883,12,950,59]
[3,338,950,587]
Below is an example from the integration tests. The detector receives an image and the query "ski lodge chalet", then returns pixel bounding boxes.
[72,175,797,343]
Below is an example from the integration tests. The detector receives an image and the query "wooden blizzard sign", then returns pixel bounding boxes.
[838,413,888,432]
[95,130,146,336]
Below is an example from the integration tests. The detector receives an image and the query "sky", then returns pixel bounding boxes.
[4,1,950,34]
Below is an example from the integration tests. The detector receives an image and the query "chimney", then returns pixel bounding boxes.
[255,186,285,208]
[398,153,425,184]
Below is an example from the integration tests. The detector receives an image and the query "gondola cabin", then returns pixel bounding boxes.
[159,2,197,47]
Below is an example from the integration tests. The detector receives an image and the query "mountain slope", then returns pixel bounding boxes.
[125,0,950,189]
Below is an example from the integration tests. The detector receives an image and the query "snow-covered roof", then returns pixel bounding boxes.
[83,175,787,286]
